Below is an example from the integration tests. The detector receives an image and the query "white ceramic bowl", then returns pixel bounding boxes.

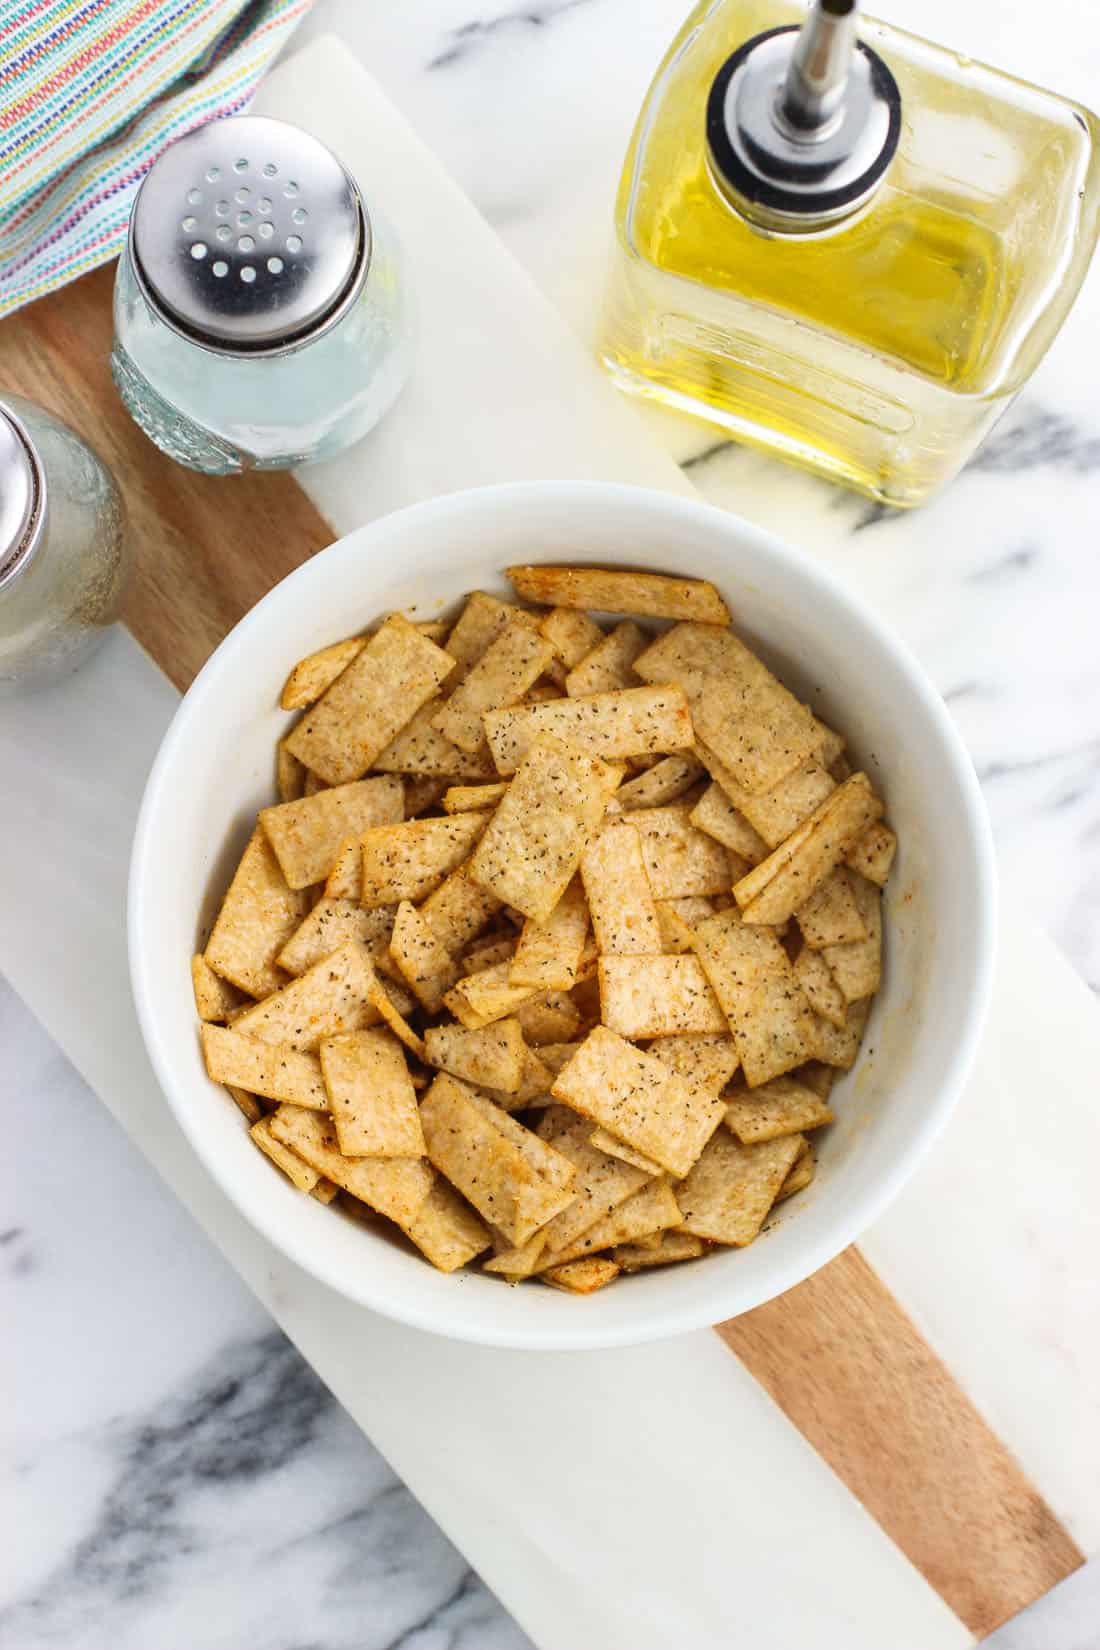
[129,481,995,1350]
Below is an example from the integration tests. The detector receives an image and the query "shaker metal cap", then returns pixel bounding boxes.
[0,402,46,592]
[706,0,901,234]
[129,115,371,355]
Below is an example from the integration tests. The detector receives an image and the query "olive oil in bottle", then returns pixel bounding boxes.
[602,0,1100,506]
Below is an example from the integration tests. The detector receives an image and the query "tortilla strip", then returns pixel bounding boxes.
[366,975,426,1059]
[285,615,454,785]
[484,686,693,775]
[598,955,727,1038]
[204,827,310,998]
[611,753,706,813]
[433,619,556,753]
[795,867,867,949]
[613,1232,708,1269]
[444,962,543,1030]
[507,565,729,626]
[420,1073,576,1246]
[250,1116,321,1191]
[541,1180,683,1268]
[277,900,394,977]
[233,941,381,1051]
[269,1105,433,1229]
[406,1179,492,1272]
[276,741,307,803]
[689,784,769,863]
[442,781,509,814]
[565,620,647,698]
[542,1257,622,1293]
[324,836,361,899]
[515,991,583,1045]
[461,937,517,976]
[540,606,605,670]
[733,774,884,926]
[509,877,590,989]
[654,897,714,955]
[388,900,461,1014]
[419,866,502,957]
[534,1106,652,1253]
[443,591,537,687]
[201,1023,327,1107]
[320,1028,425,1158]
[372,701,498,779]
[482,1230,550,1278]
[260,776,403,890]
[822,874,882,1001]
[280,637,364,710]
[226,1084,264,1123]
[724,1076,834,1143]
[648,1032,741,1091]
[844,820,897,886]
[627,803,732,899]
[690,909,818,1086]
[551,1025,726,1178]
[588,1130,664,1175]
[812,997,871,1069]
[361,812,490,908]
[423,1018,526,1093]
[468,735,621,921]
[191,954,247,1023]
[775,1141,816,1203]
[676,1131,803,1245]
[581,823,662,957]
[693,672,819,797]
[794,945,848,1028]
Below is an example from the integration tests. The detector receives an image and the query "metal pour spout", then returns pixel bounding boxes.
[781,0,859,135]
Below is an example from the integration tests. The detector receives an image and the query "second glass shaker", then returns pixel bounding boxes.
[112,116,412,474]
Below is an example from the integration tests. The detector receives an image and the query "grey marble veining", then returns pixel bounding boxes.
[3,978,532,1650]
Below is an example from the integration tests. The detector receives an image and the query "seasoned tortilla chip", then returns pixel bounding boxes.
[588,1130,664,1175]
[542,1180,682,1268]
[775,1141,816,1203]
[507,565,729,626]
[250,1115,321,1191]
[793,945,848,1028]
[844,821,897,886]
[320,1029,425,1158]
[285,615,454,785]
[484,686,693,775]
[627,804,732,899]
[365,974,426,1059]
[724,1076,833,1143]
[598,955,726,1038]
[269,1105,433,1228]
[812,997,870,1069]
[613,1231,708,1269]
[233,941,380,1051]
[323,836,361,899]
[423,1018,526,1092]
[689,785,769,862]
[797,1061,837,1099]
[444,962,542,1030]
[361,812,490,908]
[733,774,884,926]
[654,897,714,955]
[420,1073,575,1246]
[277,899,394,977]
[514,990,583,1045]
[612,752,706,812]
[534,1106,651,1253]
[509,877,590,989]
[432,619,555,753]
[406,1179,492,1272]
[260,776,403,890]
[372,701,498,779]
[690,909,817,1086]
[461,937,518,976]
[676,1131,804,1246]
[204,827,310,998]
[483,1229,549,1278]
[542,1257,621,1293]
[581,823,661,957]
[191,954,248,1023]
[402,775,449,817]
[280,637,365,710]
[822,874,882,1001]
[201,1023,327,1107]
[226,1084,264,1123]
[795,867,867,949]
[303,770,328,798]
[551,1025,725,1178]
[694,672,819,797]
[696,749,837,851]
[276,741,307,803]
[442,781,509,814]
[468,735,621,921]
[443,591,536,687]
[540,606,605,670]
[648,1033,740,1091]
[419,866,502,958]
[533,1042,583,1075]
[565,620,646,698]
[389,900,460,1013]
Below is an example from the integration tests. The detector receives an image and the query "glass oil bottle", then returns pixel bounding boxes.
[601,0,1100,506]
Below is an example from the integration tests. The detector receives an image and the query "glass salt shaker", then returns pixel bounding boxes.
[0,395,129,694]
[112,115,412,474]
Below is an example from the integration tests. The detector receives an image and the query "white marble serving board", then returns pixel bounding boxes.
[4,27,1100,1650]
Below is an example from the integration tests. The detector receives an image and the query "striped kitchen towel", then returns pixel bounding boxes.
[0,0,314,316]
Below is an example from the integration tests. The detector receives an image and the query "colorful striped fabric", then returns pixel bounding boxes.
[0,0,314,315]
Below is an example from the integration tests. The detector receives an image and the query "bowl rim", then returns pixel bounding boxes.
[128,479,997,1350]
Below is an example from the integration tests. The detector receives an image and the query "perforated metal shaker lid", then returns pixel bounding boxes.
[706,0,901,234]
[129,115,371,355]
[0,402,46,593]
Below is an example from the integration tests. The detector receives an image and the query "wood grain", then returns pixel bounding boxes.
[2,267,1083,1640]
[0,265,333,690]
[718,1247,1083,1636]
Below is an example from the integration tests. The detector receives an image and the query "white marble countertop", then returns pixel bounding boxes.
[6,3,1100,1647]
